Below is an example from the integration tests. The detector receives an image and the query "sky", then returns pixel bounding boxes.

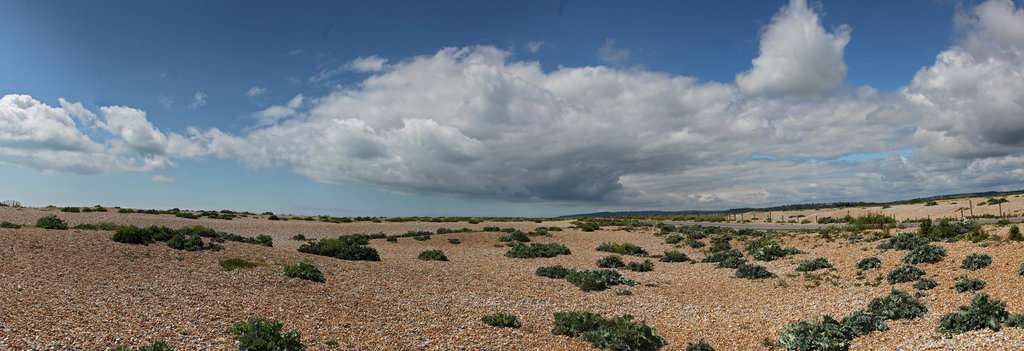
[2,0,1024,217]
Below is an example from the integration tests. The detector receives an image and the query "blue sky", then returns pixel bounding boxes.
[2,0,1024,216]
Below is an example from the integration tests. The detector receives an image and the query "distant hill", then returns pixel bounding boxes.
[562,189,1024,218]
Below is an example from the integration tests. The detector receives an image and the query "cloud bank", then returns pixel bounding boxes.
[3,0,1024,210]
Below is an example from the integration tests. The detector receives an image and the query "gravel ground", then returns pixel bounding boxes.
[3,207,1024,350]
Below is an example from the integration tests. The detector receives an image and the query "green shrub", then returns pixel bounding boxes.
[937,293,1010,336]
[418,250,448,261]
[840,309,889,338]
[413,235,431,241]
[701,250,743,263]
[595,242,649,257]
[913,278,938,290]
[685,339,714,351]
[867,289,928,320]
[481,313,521,328]
[1019,263,1024,276]
[597,255,626,268]
[552,311,664,351]
[659,250,690,262]
[448,238,461,244]
[903,244,946,264]
[625,260,654,272]
[795,258,833,272]
[505,242,571,258]
[1009,225,1022,241]
[616,289,633,296]
[1005,314,1024,328]
[0,221,21,228]
[565,270,636,291]
[268,215,280,221]
[961,254,992,271]
[291,234,306,241]
[166,233,205,251]
[953,275,985,293]
[776,315,850,351]
[716,256,747,269]
[665,235,683,244]
[745,237,789,261]
[298,235,380,261]
[886,265,924,284]
[876,233,928,251]
[689,241,707,249]
[498,230,530,242]
[35,215,68,230]
[109,341,174,351]
[219,258,264,271]
[735,264,772,279]
[229,318,303,351]
[578,222,600,232]
[283,262,325,283]
[856,257,881,270]
[584,314,665,351]
[536,265,574,279]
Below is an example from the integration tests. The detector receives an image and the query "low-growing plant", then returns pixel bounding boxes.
[625,260,654,272]
[498,230,530,242]
[1,221,22,228]
[745,237,790,261]
[937,293,1010,336]
[577,222,600,232]
[109,341,174,351]
[856,257,881,270]
[659,250,690,263]
[536,265,574,279]
[1019,263,1024,276]
[283,261,325,283]
[953,275,985,293]
[841,309,889,338]
[1009,225,1022,241]
[616,288,633,296]
[505,242,571,258]
[481,313,521,328]
[795,258,833,272]
[552,311,664,351]
[418,250,448,261]
[665,235,683,244]
[960,254,992,271]
[166,233,205,251]
[776,315,850,351]
[219,258,264,271]
[716,256,747,269]
[298,235,380,261]
[448,238,461,244]
[876,233,928,251]
[291,234,306,241]
[595,242,649,257]
[228,318,303,351]
[685,339,714,351]
[597,255,626,268]
[565,269,637,291]
[886,265,925,284]
[735,264,772,279]
[903,244,946,264]
[913,278,938,290]
[35,215,68,230]
[867,288,928,320]
[701,250,743,263]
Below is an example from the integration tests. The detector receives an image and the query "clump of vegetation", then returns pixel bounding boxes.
[918,218,984,241]
[298,234,380,261]
[961,254,992,271]
[841,309,890,338]
[856,257,881,270]
[735,264,772,280]
[1009,225,1022,241]
[1,221,22,228]
[868,289,928,320]
[565,269,637,291]
[109,341,174,351]
[35,215,68,230]
[166,233,206,251]
[228,318,303,351]
[597,255,626,268]
[498,230,530,242]
[953,275,986,293]
[418,250,448,261]
[111,225,270,250]
[913,278,938,290]
[886,265,925,284]
[505,242,571,258]
[616,288,633,296]
[625,260,654,272]
[577,222,600,232]
[536,265,573,279]
[903,244,947,264]
[481,313,521,328]
[659,250,690,263]
[219,258,265,271]
[876,233,929,251]
[448,238,461,244]
[685,339,714,351]
[552,311,665,351]
[795,258,833,272]
[283,261,325,283]
[716,256,747,269]
[745,237,798,261]
[664,235,683,244]
[595,242,649,257]
[937,293,1012,336]
[776,315,851,351]
[701,250,743,263]
[291,234,306,241]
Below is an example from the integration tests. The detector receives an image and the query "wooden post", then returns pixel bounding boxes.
[999,203,1003,217]
[969,200,974,218]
